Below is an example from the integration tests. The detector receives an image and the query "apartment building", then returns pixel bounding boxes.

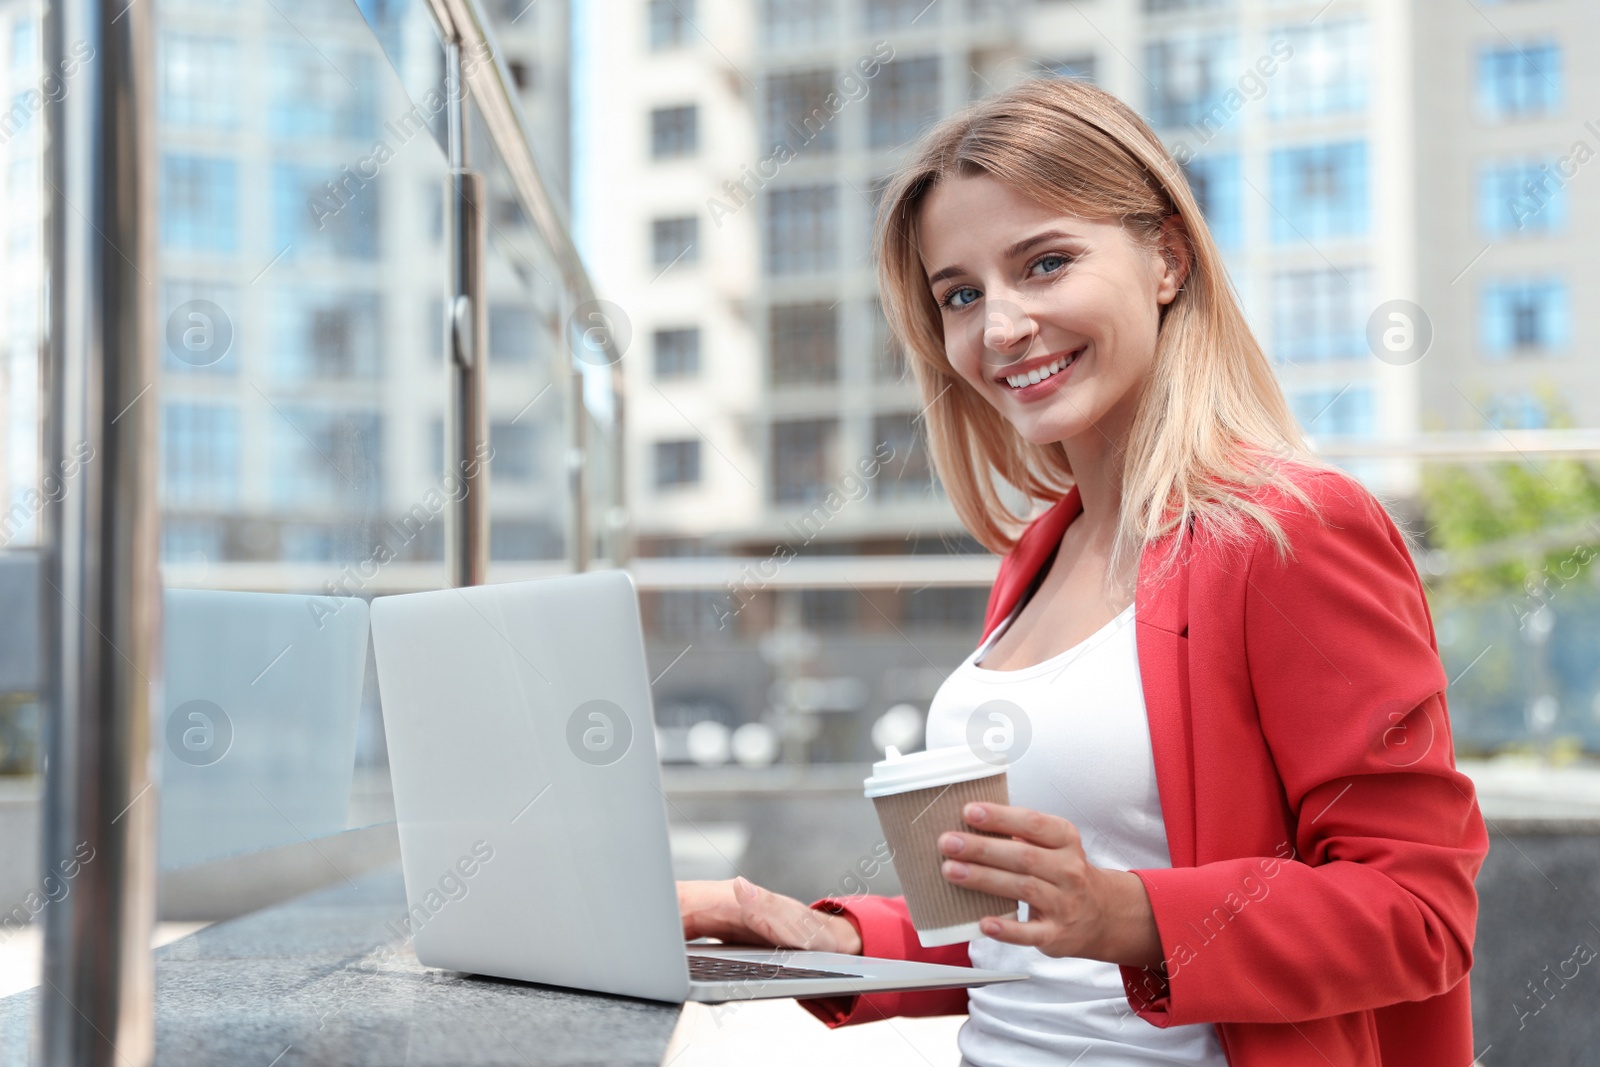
[1415,0,1599,433]
[0,0,578,575]
[583,0,1431,581]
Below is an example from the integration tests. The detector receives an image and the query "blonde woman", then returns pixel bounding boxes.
[679,77,1488,1066]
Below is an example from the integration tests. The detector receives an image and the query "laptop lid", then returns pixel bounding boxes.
[370,571,691,1002]
[159,588,369,871]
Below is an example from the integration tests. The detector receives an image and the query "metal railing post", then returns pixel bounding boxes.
[444,37,489,587]
[38,0,159,1061]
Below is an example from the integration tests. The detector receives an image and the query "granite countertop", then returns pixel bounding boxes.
[0,868,683,1066]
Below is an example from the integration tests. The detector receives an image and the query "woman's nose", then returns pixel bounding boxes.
[981,297,1037,359]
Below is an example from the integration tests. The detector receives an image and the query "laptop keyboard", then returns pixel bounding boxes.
[688,954,862,982]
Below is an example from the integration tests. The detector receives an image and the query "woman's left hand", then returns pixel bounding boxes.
[939,801,1164,968]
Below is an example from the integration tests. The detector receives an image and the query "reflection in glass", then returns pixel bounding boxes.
[158,589,370,870]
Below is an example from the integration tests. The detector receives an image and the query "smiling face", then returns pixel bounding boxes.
[917,172,1185,452]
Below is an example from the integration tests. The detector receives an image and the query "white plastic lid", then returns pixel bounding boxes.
[863,745,1005,798]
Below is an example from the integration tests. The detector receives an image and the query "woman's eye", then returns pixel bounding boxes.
[943,286,979,309]
[1030,253,1069,276]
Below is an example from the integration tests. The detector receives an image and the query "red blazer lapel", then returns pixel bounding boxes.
[980,487,1081,639]
[1135,533,1197,869]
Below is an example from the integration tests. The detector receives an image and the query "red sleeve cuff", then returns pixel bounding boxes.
[796,895,972,1028]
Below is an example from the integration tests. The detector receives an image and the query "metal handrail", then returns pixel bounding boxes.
[421,0,630,571]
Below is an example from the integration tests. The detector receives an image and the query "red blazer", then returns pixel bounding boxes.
[801,468,1489,1066]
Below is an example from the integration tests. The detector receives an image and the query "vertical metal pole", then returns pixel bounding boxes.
[39,0,158,1061]
[444,38,488,587]
[564,292,588,574]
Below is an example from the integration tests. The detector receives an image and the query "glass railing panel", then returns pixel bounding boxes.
[153,0,454,873]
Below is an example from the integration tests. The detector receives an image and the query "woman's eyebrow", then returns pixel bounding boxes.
[925,230,1080,287]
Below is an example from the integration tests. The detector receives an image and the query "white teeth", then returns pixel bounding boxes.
[1004,351,1078,389]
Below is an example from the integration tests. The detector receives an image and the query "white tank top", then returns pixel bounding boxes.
[922,602,1228,1067]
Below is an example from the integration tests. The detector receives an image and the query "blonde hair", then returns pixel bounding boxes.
[876,77,1324,573]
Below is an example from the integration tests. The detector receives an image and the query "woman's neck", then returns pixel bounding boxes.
[1061,408,1132,542]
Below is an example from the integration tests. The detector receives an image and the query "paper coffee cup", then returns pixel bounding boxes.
[865,745,1018,947]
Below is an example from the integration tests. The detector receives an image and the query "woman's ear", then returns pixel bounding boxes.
[1154,214,1192,306]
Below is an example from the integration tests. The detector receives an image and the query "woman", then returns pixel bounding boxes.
[678,77,1488,1065]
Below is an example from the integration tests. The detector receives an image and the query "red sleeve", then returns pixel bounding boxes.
[796,895,972,1027]
[1121,473,1489,1025]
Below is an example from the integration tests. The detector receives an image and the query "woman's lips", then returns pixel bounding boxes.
[996,347,1083,401]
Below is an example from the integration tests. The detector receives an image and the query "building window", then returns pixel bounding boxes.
[492,521,561,561]
[769,303,838,386]
[161,154,238,252]
[272,290,382,381]
[1145,30,1237,130]
[1480,277,1568,358]
[1144,0,1231,10]
[162,403,240,507]
[1271,19,1366,120]
[1290,385,1374,437]
[162,519,225,564]
[273,163,380,260]
[1271,267,1369,363]
[1181,153,1240,248]
[1486,391,1549,429]
[760,0,834,47]
[161,33,239,129]
[771,418,837,504]
[654,327,701,378]
[1477,40,1560,120]
[489,305,540,364]
[1269,141,1367,242]
[655,439,702,488]
[905,587,986,629]
[651,215,698,269]
[1477,158,1565,237]
[801,589,855,626]
[268,43,376,140]
[871,413,934,502]
[763,185,837,274]
[1045,53,1096,83]
[863,0,925,31]
[764,69,838,155]
[651,104,698,158]
[11,18,34,71]
[870,298,905,382]
[869,56,940,149]
[271,408,382,508]
[648,0,694,49]
[490,420,540,483]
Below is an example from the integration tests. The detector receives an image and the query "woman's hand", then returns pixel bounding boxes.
[939,802,1163,968]
[678,877,864,955]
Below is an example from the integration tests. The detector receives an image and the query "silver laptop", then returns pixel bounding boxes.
[370,571,1026,1003]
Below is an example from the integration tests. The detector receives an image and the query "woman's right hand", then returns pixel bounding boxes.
[677,877,864,955]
